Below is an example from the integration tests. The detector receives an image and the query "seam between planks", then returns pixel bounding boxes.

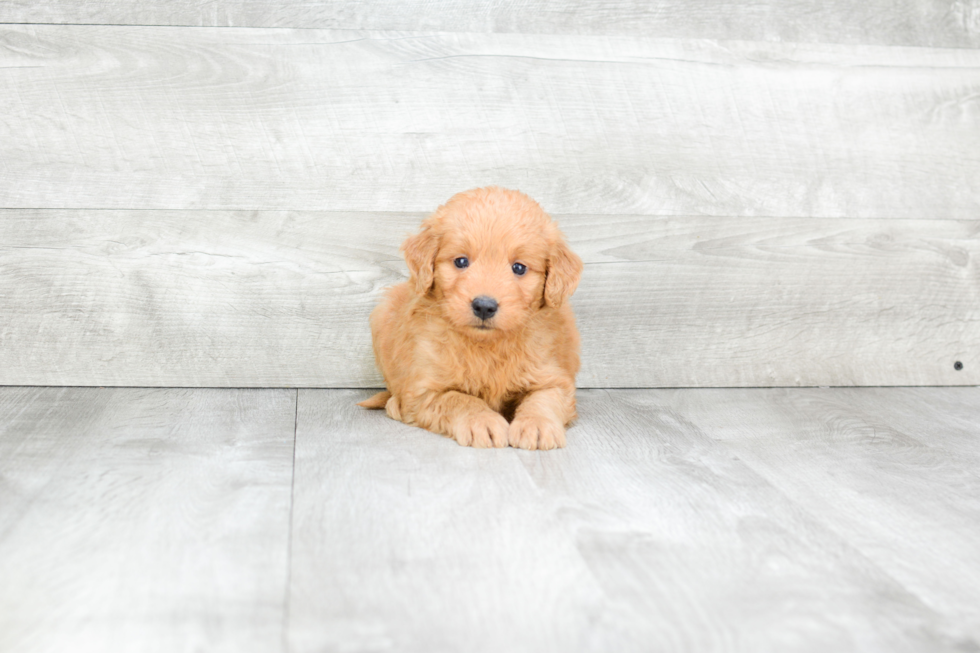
[281,388,299,653]
[1,22,980,53]
[1,208,977,221]
[2,385,977,391]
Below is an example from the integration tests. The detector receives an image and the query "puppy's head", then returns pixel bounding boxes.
[402,187,582,337]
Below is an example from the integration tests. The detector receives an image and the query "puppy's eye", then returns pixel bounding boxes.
[512,262,527,276]
[454,257,469,269]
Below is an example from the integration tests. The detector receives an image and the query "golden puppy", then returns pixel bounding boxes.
[358,187,583,450]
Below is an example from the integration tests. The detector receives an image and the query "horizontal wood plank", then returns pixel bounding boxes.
[287,388,979,652]
[1,209,975,387]
[2,1,979,48]
[2,26,979,217]
[0,387,296,653]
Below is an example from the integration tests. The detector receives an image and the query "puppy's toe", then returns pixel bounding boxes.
[453,424,474,447]
[536,421,567,450]
[454,411,509,448]
[509,416,566,451]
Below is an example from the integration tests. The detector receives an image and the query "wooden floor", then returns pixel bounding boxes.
[1,387,978,652]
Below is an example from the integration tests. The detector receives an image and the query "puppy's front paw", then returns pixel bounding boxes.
[452,410,509,448]
[509,416,566,451]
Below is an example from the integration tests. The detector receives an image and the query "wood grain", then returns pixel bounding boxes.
[662,386,980,642]
[287,388,979,652]
[2,387,977,651]
[568,215,980,387]
[2,26,979,217]
[1,209,975,387]
[2,0,979,48]
[0,387,296,653]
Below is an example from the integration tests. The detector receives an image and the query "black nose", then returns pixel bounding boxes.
[471,296,498,320]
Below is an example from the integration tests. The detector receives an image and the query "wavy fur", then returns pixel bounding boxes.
[358,187,582,450]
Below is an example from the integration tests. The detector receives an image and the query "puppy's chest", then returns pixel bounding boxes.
[438,341,532,402]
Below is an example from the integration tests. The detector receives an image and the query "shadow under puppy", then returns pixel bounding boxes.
[359,186,583,450]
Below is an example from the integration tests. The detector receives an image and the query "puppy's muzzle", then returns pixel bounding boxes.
[471,295,498,321]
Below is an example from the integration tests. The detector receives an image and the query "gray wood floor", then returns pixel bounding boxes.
[2,386,978,652]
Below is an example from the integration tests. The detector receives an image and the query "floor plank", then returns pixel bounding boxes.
[288,388,979,652]
[2,210,975,388]
[0,387,296,653]
[2,0,978,48]
[665,387,980,642]
[2,387,977,651]
[3,27,979,218]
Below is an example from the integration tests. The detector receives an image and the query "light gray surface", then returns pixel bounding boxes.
[288,388,980,652]
[0,387,296,653]
[3,26,979,218]
[667,387,980,640]
[2,210,976,388]
[3,0,980,47]
[6,387,976,652]
[2,22,978,389]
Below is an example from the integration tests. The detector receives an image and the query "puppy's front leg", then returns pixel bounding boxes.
[413,390,509,449]
[509,386,576,450]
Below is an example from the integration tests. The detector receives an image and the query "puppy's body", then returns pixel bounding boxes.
[368,280,579,433]
[360,187,582,450]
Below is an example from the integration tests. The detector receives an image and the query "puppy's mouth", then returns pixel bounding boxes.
[469,317,499,332]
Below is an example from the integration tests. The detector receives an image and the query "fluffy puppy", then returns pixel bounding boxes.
[358,186,583,450]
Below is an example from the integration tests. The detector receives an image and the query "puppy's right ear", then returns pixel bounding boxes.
[401,225,438,295]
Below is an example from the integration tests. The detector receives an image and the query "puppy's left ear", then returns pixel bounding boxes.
[544,234,583,308]
[401,225,438,295]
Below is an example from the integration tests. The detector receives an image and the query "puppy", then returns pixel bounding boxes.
[358,186,583,450]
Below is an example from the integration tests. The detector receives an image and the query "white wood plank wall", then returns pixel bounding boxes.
[0,5,977,388]
[3,1,980,47]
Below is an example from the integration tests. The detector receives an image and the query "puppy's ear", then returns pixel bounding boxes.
[544,234,583,308]
[401,225,438,295]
